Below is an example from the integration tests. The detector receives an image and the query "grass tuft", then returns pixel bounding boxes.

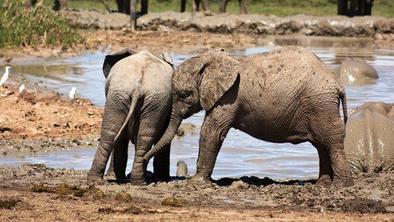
[0,1,82,48]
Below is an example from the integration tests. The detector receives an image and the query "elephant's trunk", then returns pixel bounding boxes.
[144,112,182,161]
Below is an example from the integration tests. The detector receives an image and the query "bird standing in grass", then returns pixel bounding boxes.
[0,66,11,87]
[69,87,77,99]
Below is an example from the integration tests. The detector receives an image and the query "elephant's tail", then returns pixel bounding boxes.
[339,89,348,125]
[113,95,138,143]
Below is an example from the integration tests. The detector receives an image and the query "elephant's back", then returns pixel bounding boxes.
[239,47,340,101]
[235,47,343,137]
[108,51,173,95]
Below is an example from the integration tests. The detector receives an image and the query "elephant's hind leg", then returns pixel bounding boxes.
[309,106,353,186]
[129,118,157,185]
[113,134,130,183]
[312,141,334,186]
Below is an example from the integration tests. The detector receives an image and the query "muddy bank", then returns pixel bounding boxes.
[0,164,393,221]
[0,77,102,155]
[63,10,394,37]
[2,29,393,62]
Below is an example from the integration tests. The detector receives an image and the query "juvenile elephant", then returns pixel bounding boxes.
[144,47,353,186]
[333,59,378,86]
[344,102,394,174]
[87,49,174,184]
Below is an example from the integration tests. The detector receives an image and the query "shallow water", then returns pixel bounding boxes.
[2,38,394,180]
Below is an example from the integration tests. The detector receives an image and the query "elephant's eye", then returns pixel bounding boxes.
[178,92,188,99]
[178,90,192,99]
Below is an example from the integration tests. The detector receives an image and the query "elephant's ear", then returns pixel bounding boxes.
[102,48,134,78]
[161,52,174,67]
[199,55,239,111]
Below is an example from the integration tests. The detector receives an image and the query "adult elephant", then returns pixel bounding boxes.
[180,0,210,14]
[344,102,394,174]
[115,0,148,29]
[87,49,174,185]
[219,0,247,14]
[333,59,378,86]
[145,47,354,186]
[337,0,374,16]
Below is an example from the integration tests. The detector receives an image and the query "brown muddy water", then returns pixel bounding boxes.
[1,38,394,180]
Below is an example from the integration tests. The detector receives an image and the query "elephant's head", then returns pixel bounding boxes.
[102,48,135,78]
[144,50,239,160]
[102,48,174,78]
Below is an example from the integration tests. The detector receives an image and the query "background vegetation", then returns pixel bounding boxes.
[43,0,394,17]
[0,1,82,48]
[0,0,393,48]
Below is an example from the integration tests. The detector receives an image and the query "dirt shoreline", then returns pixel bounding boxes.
[0,76,102,156]
[1,30,393,62]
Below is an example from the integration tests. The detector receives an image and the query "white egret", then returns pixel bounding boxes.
[0,66,11,87]
[19,84,25,94]
[69,87,77,99]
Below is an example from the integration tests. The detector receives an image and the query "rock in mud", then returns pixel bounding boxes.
[161,196,185,207]
[176,160,188,177]
[115,191,133,202]
[0,197,21,209]
[176,122,196,137]
[98,205,142,214]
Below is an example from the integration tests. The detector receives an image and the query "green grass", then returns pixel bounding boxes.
[44,0,394,17]
[0,1,82,48]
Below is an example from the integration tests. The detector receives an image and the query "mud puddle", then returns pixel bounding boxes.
[1,37,394,181]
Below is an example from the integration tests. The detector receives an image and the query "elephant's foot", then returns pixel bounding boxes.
[87,173,105,186]
[128,174,147,186]
[315,175,333,187]
[333,176,354,187]
[190,174,211,185]
[105,170,115,178]
[316,175,354,187]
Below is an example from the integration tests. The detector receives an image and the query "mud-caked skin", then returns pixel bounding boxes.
[145,47,354,187]
[87,49,174,185]
[344,102,394,174]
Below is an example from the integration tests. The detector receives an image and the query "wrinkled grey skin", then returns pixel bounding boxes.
[176,160,189,177]
[87,49,174,185]
[333,59,378,86]
[145,47,354,186]
[344,102,394,175]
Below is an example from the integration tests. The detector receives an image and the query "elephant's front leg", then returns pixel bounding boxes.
[194,108,233,181]
[153,143,171,181]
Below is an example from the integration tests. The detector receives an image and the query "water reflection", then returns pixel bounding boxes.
[1,38,393,180]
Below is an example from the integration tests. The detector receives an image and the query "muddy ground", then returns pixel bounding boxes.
[0,164,393,221]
